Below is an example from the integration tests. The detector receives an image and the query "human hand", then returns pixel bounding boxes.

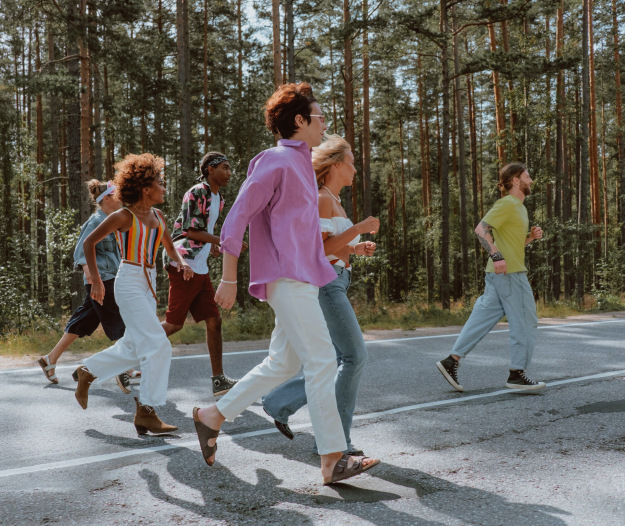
[215,282,237,310]
[90,280,105,305]
[493,260,507,275]
[241,241,249,253]
[211,244,221,258]
[529,226,543,241]
[178,263,194,281]
[354,241,376,256]
[357,216,380,235]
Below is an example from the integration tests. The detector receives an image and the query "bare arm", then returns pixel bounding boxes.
[157,210,193,279]
[214,252,238,310]
[187,228,221,246]
[319,194,379,256]
[474,221,498,255]
[83,210,133,303]
[475,220,507,275]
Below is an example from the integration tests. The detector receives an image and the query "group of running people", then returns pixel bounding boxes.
[38,82,545,486]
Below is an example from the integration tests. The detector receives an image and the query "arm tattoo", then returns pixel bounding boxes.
[476,221,495,255]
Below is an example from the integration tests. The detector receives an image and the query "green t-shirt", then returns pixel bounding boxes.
[482,195,529,273]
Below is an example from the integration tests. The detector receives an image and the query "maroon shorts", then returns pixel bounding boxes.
[165,266,220,325]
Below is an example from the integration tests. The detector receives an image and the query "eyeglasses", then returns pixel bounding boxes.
[309,114,325,123]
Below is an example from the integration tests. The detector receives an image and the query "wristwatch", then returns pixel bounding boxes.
[490,251,505,262]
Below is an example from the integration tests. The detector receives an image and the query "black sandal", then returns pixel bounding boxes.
[323,454,380,485]
[192,407,220,466]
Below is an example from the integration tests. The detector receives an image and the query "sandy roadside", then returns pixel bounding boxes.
[3,310,624,371]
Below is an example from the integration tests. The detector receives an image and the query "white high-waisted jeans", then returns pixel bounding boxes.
[83,262,172,407]
[216,278,347,455]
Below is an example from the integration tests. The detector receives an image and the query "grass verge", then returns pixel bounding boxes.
[1,295,621,358]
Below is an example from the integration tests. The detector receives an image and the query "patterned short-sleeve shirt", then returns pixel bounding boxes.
[165,182,225,265]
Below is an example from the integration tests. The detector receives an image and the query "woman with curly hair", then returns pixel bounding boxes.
[73,153,194,435]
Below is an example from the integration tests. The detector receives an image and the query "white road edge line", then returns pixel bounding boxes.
[1,367,624,479]
[3,318,624,375]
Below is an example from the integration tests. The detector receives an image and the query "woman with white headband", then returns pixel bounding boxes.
[39,179,133,388]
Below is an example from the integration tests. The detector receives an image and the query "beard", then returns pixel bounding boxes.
[521,182,531,196]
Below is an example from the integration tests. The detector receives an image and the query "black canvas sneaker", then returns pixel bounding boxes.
[116,372,131,394]
[212,374,238,397]
[436,355,464,392]
[506,370,546,390]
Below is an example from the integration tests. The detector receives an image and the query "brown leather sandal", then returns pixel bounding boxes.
[38,356,58,384]
[192,407,220,466]
[323,454,380,485]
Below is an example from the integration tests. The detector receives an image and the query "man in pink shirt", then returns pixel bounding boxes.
[191,83,379,485]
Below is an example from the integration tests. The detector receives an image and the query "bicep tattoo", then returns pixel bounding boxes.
[476,221,494,254]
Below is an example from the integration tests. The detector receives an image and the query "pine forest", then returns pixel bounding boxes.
[1,0,624,336]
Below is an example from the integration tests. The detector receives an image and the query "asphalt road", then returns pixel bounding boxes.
[1,318,625,525]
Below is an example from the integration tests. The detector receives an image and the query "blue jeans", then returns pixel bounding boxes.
[451,272,538,370]
[262,266,368,453]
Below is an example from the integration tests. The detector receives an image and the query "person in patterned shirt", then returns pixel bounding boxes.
[162,152,246,396]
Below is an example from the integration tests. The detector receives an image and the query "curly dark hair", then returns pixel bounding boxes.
[265,82,316,139]
[113,153,165,204]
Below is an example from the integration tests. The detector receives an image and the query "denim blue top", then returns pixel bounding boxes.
[73,209,121,284]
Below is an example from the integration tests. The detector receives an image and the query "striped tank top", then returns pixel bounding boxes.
[116,208,165,266]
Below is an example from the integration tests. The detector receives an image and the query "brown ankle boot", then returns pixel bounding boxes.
[133,397,178,435]
[74,367,96,410]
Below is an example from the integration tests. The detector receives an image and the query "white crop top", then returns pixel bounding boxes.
[320,216,360,269]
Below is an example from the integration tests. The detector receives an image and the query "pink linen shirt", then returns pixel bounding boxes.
[220,139,337,300]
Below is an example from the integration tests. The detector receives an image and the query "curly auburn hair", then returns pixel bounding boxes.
[264,82,316,139]
[112,153,165,205]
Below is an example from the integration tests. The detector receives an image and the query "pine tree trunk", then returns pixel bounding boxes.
[79,0,90,222]
[237,0,243,92]
[363,0,374,304]
[67,1,86,311]
[613,0,625,245]
[35,26,47,305]
[48,21,61,311]
[453,8,469,296]
[154,0,164,156]
[177,0,192,173]
[440,0,451,310]
[488,23,507,166]
[272,0,281,90]
[588,0,601,226]
[286,0,295,83]
[343,0,356,222]
[466,64,481,288]
[578,0,591,303]
[399,118,408,294]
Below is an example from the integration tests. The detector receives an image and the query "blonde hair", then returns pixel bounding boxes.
[312,134,352,188]
[86,179,109,205]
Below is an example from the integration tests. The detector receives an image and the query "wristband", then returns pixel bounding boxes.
[490,251,505,262]
[221,279,237,284]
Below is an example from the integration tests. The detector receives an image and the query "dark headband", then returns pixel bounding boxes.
[197,155,229,181]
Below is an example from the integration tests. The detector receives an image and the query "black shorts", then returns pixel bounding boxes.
[64,278,125,341]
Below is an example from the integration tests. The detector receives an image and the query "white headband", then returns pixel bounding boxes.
[96,181,116,203]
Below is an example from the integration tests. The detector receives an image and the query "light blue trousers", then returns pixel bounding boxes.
[451,272,538,370]
[262,266,368,453]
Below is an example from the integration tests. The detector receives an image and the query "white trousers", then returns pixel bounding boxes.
[83,263,172,407]
[217,279,347,455]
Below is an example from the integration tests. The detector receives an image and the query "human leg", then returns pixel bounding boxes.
[450,274,507,360]
[436,274,506,391]
[318,268,368,452]
[82,266,173,407]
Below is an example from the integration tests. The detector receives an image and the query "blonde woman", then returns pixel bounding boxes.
[263,134,379,457]
[39,180,131,386]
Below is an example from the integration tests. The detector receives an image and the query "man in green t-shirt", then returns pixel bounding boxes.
[436,163,546,392]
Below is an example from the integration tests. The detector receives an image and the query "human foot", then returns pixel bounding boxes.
[38,355,58,384]
[194,405,226,465]
[506,370,546,390]
[321,453,380,485]
[436,355,464,392]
